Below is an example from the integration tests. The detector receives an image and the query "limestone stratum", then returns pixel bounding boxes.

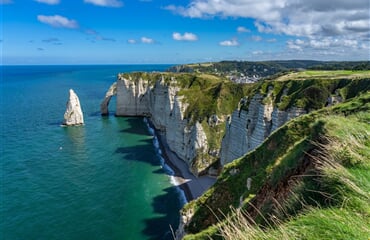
[63,89,84,126]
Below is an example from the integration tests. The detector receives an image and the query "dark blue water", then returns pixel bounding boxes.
[0,65,184,240]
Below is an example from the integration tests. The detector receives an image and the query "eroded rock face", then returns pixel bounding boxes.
[220,94,306,165]
[112,74,208,175]
[101,82,117,115]
[63,89,84,126]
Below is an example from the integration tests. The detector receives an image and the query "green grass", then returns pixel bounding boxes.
[276,70,370,81]
[181,92,370,239]
[255,77,370,111]
[218,207,370,240]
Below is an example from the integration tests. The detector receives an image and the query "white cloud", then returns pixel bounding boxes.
[237,26,250,33]
[287,39,303,51]
[35,0,60,5]
[141,37,154,44]
[266,38,277,42]
[84,0,123,7]
[37,15,79,29]
[165,0,370,56]
[219,39,239,46]
[165,1,283,21]
[127,39,136,44]
[172,32,198,41]
[287,36,361,54]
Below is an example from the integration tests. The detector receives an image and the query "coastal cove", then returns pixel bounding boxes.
[0,65,186,240]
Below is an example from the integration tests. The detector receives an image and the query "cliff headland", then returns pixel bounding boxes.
[102,61,370,239]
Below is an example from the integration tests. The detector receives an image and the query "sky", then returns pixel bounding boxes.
[1,0,369,65]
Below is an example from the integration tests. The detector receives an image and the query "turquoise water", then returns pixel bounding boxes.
[0,65,184,240]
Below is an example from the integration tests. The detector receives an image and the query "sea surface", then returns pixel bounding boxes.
[0,65,185,240]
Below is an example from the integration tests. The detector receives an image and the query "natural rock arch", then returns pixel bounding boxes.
[100,82,117,115]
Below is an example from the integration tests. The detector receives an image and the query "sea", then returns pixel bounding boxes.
[0,65,186,240]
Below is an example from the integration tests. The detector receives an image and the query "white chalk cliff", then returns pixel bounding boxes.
[101,82,117,115]
[106,74,209,175]
[103,74,312,175]
[63,89,84,126]
[220,93,306,165]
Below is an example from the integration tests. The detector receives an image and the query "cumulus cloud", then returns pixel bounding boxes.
[165,1,282,20]
[165,0,370,54]
[219,39,239,46]
[35,0,60,5]
[172,32,198,41]
[37,15,79,29]
[285,36,367,57]
[84,0,123,7]
[127,39,137,44]
[141,37,154,44]
[237,26,250,33]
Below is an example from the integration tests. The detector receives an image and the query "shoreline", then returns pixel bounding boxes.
[145,118,216,202]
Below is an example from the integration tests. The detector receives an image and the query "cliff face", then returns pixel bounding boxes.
[101,82,117,115]
[63,89,84,126]
[220,93,306,165]
[113,74,209,175]
[104,72,367,179]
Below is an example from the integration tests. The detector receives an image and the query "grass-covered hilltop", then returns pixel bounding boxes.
[168,60,370,84]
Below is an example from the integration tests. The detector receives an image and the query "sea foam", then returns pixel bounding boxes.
[143,118,187,204]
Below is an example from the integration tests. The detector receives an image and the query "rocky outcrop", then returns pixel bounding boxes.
[220,94,306,165]
[63,89,84,126]
[101,82,117,115]
[110,74,209,175]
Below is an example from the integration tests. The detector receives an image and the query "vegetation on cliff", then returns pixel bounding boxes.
[118,71,369,176]
[117,71,254,174]
[252,70,370,111]
[180,91,370,239]
[167,60,370,82]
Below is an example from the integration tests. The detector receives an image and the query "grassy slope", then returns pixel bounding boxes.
[182,91,370,239]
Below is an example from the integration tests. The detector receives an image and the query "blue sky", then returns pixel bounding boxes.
[1,0,369,64]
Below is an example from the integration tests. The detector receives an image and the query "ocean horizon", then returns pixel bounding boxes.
[0,64,185,240]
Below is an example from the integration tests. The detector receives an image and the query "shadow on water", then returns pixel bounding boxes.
[115,116,182,240]
[119,117,150,135]
[142,186,181,240]
[115,141,159,167]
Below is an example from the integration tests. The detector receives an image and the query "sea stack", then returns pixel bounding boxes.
[63,89,84,126]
